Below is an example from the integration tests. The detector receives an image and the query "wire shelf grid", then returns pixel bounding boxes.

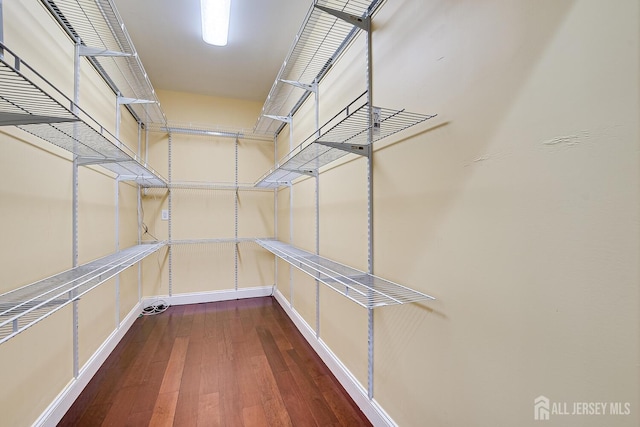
[257,239,434,308]
[254,0,383,135]
[256,93,436,187]
[146,122,274,142]
[168,181,275,192]
[0,43,166,187]
[169,238,265,245]
[41,0,167,125]
[0,243,165,344]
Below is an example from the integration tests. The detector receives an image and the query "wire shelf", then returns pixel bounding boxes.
[256,93,436,187]
[147,122,274,142]
[169,238,266,245]
[168,181,275,192]
[254,0,383,135]
[40,0,167,125]
[0,43,166,187]
[257,239,434,309]
[0,243,165,344]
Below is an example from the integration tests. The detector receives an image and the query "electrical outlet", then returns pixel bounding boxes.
[161,209,169,221]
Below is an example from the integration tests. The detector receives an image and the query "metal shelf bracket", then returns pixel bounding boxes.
[118,96,156,105]
[314,4,371,32]
[78,46,131,57]
[77,157,123,166]
[316,140,371,157]
[281,79,318,94]
[263,114,292,123]
[284,168,315,177]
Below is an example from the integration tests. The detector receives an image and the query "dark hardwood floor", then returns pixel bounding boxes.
[59,297,372,426]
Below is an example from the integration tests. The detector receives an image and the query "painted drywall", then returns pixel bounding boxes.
[275,0,639,426]
[0,306,74,427]
[0,127,73,291]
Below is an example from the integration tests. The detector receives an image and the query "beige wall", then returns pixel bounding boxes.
[0,1,147,425]
[275,0,639,426]
[141,90,275,298]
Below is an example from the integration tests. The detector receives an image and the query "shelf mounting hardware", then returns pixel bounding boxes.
[314,4,371,32]
[280,79,318,94]
[77,157,124,166]
[118,96,156,105]
[78,46,132,57]
[284,168,315,177]
[263,114,292,124]
[315,140,371,157]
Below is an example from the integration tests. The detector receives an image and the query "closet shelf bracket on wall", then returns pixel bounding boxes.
[257,240,435,309]
[0,243,165,345]
[0,43,166,187]
[254,92,436,188]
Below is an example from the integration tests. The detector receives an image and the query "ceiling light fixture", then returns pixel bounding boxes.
[201,0,231,46]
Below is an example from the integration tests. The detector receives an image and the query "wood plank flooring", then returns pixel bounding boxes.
[59,297,371,426]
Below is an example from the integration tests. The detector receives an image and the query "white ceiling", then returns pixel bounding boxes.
[112,0,311,102]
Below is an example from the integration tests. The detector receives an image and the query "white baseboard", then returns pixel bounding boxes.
[33,285,273,427]
[34,286,389,427]
[143,285,274,307]
[33,301,143,427]
[273,289,397,427]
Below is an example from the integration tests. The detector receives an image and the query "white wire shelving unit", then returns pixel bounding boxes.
[39,0,167,126]
[0,243,165,344]
[0,0,168,375]
[255,92,436,187]
[254,0,384,135]
[142,122,279,296]
[257,240,434,309]
[0,42,166,186]
[252,0,439,402]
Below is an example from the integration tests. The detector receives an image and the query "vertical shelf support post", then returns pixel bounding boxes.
[364,14,375,401]
[313,79,321,338]
[235,136,239,292]
[315,169,320,338]
[288,118,294,308]
[279,78,322,322]
[115,177,121,327]
[168,132,173,297]
[71,39,81,379]
[137,123,142,303]
[273,135,278,290]
[115,96,121,328]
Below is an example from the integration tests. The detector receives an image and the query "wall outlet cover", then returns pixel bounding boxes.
[161,209,169,221]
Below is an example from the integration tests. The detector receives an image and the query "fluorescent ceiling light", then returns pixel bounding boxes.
[201,0,231,46]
